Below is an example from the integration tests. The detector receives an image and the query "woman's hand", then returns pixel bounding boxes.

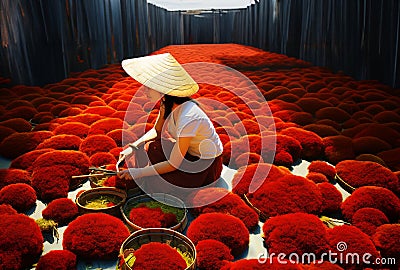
[117,168,142,181]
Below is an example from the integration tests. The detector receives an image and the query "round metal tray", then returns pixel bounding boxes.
[118,228,196,270]
[75,187,127,218]
[121,193,188,232]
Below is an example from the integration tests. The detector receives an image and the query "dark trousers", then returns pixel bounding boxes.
[133,138,223,190]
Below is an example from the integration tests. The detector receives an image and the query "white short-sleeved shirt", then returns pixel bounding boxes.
[166,101,223,159]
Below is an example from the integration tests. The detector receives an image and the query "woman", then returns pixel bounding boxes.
[117,53,223,191]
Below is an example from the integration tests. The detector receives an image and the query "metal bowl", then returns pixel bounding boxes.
[121,193,188,232]
[334,173,356,194]
[118,228,196,270]
[75,187,127,218]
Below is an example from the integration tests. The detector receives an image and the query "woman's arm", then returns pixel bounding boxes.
[134,104,166,147]
[118,136,192,180]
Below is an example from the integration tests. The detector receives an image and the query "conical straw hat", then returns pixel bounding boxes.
[122,53,199,97]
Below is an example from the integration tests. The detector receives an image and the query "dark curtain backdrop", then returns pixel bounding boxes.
[0,0,150,85]
[0,0,399,88]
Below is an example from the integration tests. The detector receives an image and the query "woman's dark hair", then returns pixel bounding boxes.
[163,94,197,119]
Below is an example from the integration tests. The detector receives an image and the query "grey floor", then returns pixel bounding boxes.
[1,157,350,269]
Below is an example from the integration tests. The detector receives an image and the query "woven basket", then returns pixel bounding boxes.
[121,193,188,232]
[118,228,196,270]
[75,187,127,217]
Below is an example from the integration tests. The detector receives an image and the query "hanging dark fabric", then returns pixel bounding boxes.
[0,0,150,86]
[1,0,399,88]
